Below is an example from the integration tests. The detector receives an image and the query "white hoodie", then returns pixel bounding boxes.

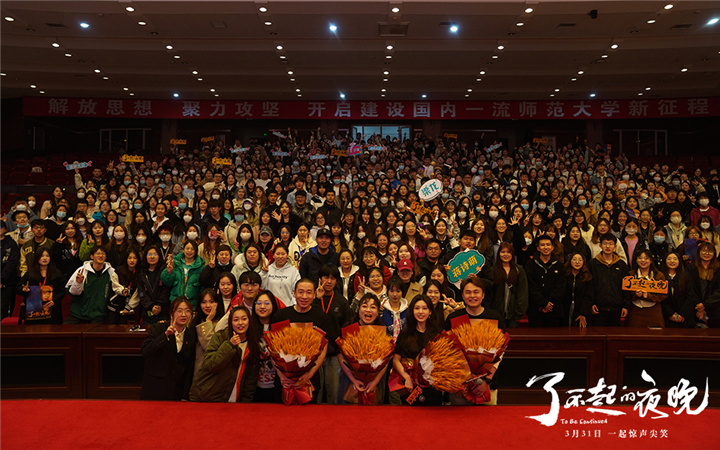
[262,261,300,307]
[339,264,360,300]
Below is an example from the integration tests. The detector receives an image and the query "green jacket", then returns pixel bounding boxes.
[160,253,205,306]
[189,328,259,402]
[66,261,114,321]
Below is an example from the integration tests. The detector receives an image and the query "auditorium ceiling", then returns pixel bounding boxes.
[1,1,719,101]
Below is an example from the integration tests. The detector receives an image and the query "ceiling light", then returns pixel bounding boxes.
[516,22,524,26]
[173,55,180,59]
[476,78,482,82]
[138,21,147,26]
[646,87,652,91]
[381,94,386,97]
[550,94,555,97]
[210,88,215,92]
[340,93,346,99]
[554,88,560,92]
[497,45,505,50]
[571,78,577,81]
[0,72,5,76]
[465,94,469,97]
[385,55,392,59]
[264,21,272,26]
[30,84,36,89]
[123,87,129,91]
[259,6,268,13]
[383,70,389,75]
[638,92,644,96]
[297,94,302,97]
[449,24,459,33]
[329,24,337,32]
[467,88,472,92]
[102,76,109,80]
[129,93,134,96]
[39,90,45,94]
[479,70,486,75]
[611,44,618,49]
[280,55,286,59]
[64,53,72,57]
[290,78,295,81]
[295,88,301,92]
[383,78,388,82]
[681,67,688,72]
[276,45,283,50]
[125,6,135,12]
[590,93,596,98]
[287,70,294,75]
[197,77,203,81]
[601,54,608,58]
[192,70,198,75]
[381,88,386,92]
[421,94,427,99]
[708,18,719,26]
[492,55,499,59]
[173,93,179,98]
[391,7,400,13]
[647,19,657,24]
[578,70,584,75]
[4,16,14,22]
[52,42,60,48]
[215,94,219,97]
[664,4,674,10]
[80,22,90,29]
[166,45,173,50]
[94,69,101,73]
[525,7,534,13]
[386,45,394,50]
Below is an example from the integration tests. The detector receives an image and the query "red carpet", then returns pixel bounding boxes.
[1,400,716,449]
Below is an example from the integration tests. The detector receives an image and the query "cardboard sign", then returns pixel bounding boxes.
[410,201,435,218]
[622,276,668,294]
[211,157,233,165]
[485,142,502,152]
[443,133,458,140]
[272,131,287,139]
[447,249,486,284]
[231,147,250,153]
[332,148,349,157]
[64,161,92,170]
[310,154,328,160]
[368,145,385,152]
[25,285,53,321]
[532,137,548,144]
[406,386,423,405]
[121,154,144,163]
[200,136,215,143]
[272,151,290,157]
[170,138,187,145]
[348,145,363,157]
[418,179,443,201]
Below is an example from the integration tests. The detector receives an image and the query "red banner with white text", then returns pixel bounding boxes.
[23,97,720,120]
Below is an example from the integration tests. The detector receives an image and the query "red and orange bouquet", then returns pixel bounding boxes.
[264,320,328,405]
[336,323,395,405]
[450,315,510,404]
[413,331,472,394]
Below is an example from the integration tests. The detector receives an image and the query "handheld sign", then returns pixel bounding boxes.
[447,249,486,284]
[211,157,233,165]
[418,179,443,201]
[532,137,548,144]
[410,202,435,218]
[271,151,290,157]
[231,147,249,153]
[121,154,144,163]
[368,145,385,152]
[484,143,502,152]
[64,161,92,170]
[170,139,187,145]
[443,133,458,140]
[332,148,349,157]
[310,154,328,160]
[272,131,287,139]
[348,145,362,157]
[200,136,215,143]
[622,276,668,294]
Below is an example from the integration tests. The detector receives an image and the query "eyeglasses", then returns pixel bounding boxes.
[241,282,260,287]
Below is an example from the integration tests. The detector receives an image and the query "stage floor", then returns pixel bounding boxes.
[1,400,715,449]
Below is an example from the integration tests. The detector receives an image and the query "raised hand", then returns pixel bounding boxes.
[22,282,30,292]
[207,303,217,322]
[166,256,174,273]
[75,269,85,284]
[165,317,177,337]
[316,281,325,299]
[208,253,216,269]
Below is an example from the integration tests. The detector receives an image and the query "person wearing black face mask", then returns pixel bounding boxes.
[199,245,234,290]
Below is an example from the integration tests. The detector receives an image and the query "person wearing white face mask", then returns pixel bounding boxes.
[690,193,720,227]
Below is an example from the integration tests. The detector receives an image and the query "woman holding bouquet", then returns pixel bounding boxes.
[338,293,390,404]
[392,295,442,406]
[189,305,260,402]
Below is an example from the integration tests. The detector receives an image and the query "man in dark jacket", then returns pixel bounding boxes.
[525,234,566,327]
[589,233,630,326]
[299,228,339,281]
[1,221,20,319]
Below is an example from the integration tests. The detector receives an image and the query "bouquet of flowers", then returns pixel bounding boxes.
[336,323,395,405]
[413,331,472,394]
[450,315,510,404]
[264,320,328,405]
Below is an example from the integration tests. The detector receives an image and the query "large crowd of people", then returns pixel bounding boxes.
[1,129,718,404]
